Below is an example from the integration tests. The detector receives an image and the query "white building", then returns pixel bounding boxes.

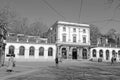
[5,33,56,61]
[47,21,90,60]
[90,47,120,62]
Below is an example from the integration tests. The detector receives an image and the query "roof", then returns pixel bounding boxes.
[57,21,90,27]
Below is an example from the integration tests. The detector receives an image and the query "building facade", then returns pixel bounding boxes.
[90,47,120,62]
[5,33,56,61]
[90,35,120,62]
[47,21,90,60]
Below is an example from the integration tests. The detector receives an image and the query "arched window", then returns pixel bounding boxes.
[39,47,44,56]
[112,50,116,57]
[92,49,96,57]
[99,49,103,57]
[9,45,15,55]
[106,50,109,60]
[48,47,53,56]
[19,46,25,56]
[29,46,35,56]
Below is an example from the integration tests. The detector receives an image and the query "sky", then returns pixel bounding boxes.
[0,0,120,34]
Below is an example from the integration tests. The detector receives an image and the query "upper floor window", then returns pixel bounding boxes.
[83,36,86,43]
[19,46,25,56]
[83,29,86,33]
[62,34,66,42]
[63,27,66,31]
[73,35,76,42]
[73,28,76,32]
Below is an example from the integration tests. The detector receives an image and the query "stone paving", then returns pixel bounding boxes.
[0,60,120,80]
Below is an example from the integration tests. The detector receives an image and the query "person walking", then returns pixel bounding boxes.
[6,55,15,72]
[55,56,59,68]
[111,56,114,65]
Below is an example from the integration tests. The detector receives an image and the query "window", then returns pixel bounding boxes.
[106,50,109,60]
[73,36,76,42]
[48,47,53,56]
[73,28,76,32]
[19,46,25,56]
[29,46,35,56]
[39,47,44,56]
[99,50,103,57]
[63,27,66,31]
[112,50,116,57]
[8,45,15,55]
[62,34,66,42]
[83,36,86,43]
[83,29,86,33]
[92,49,96,57]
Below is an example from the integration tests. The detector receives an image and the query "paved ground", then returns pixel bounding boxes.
[0,60,120,80]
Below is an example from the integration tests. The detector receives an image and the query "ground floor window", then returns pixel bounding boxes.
[9,45,15,55]
[62,48,67,59]
[99,50,103,58]
[29,46,35,56]
[19,46,25,56]
[39,47,44,56]
[48,47,53,56]
[106,50,109,60]
[92,49,96,57]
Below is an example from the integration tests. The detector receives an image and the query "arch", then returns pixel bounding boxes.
[72,48,77,59]
[39,47,44,56]
[61,47,67,59]
[8,45,15,55]
[82,48,87,59]
[19,46,25,56]
[29,46,35,56]
[112,50,116,57]
[99,49,103,58]
[92,49,96,57]
[48,47,53,56]
[106,50,109,60]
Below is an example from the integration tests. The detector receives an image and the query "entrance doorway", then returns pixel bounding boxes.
[82,48,87,59]
[61,48,67,59]
[72,48,77,59]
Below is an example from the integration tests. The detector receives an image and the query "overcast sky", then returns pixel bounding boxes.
[0,0,120,34]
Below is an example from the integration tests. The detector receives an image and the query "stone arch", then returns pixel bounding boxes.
[72,47,77,59]
[8,45,15,55]
[92,49,96,57]
[99,49,103,58]
[82,48,87,59]
[106,50,109,60]
[61,47,67,59]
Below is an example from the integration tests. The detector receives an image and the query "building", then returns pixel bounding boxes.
[5,33,56,61]
[47,21,90,60]
[90,36,120,62]
[90,47,120,62]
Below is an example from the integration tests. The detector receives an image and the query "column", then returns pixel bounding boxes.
[34,49,39,59]
[25,49,29,59]
[44,48,48,59]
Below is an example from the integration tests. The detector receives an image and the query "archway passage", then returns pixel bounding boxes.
[62,48,67,59]
[72,48,77,59]
[82,48,87,59]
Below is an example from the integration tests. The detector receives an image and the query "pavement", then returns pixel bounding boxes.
[0,60,120,80]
